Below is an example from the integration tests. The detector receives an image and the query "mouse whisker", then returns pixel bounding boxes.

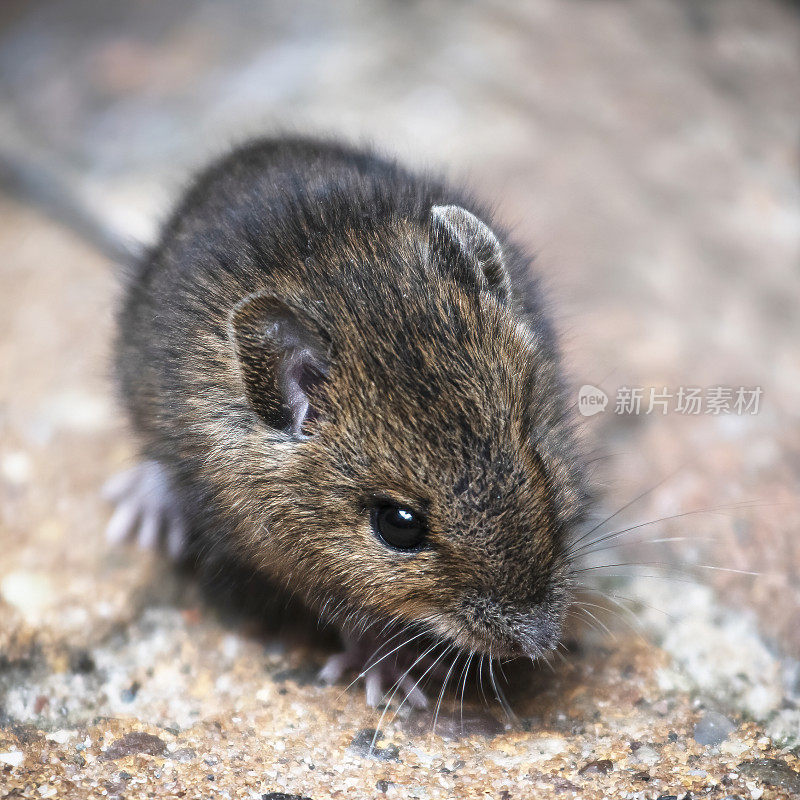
[487,649,517,725]
[578,586,674,621]
[564,609,608,640]
[542,648,561,671]
[389,643,454,727]
[477,652,488,705]
[580,535,720,560]
[371,640,445,753]
[567,468,685,552]
[571,561,759,578]
[496,653,511,682]
[458,649,476,730]
[568,500,765,559]
[360,628,429,677]
[334,626,420,699]
[552,641,571,669]
[432,649,462,737]
[574,571,704,584]
[576,597,653,642]
[570,598,647,642]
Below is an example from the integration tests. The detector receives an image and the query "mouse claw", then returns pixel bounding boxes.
[103,460,187,558]
[319,638,430,709]
[397,676,428,709]
[361,662,429,709]
[318,652,351,685]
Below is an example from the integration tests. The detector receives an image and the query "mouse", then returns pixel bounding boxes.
[102,135,589,708]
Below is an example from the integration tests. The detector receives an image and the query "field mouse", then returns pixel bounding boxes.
[103,136,588,707]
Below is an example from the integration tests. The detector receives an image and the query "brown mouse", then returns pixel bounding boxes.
[104,136,588,707]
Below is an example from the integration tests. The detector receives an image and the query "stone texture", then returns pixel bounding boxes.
[694,711,737,747]
[0,1,799,798]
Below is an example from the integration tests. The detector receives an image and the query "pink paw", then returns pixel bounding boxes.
[102,460,186,558]
[319,635,431,709]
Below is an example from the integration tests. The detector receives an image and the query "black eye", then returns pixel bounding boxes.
[371,503,427,551]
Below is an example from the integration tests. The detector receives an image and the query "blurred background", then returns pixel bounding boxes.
[0,0,798,795]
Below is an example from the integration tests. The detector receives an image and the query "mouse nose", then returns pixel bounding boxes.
[459,593,564,657]
[511,606,563,656]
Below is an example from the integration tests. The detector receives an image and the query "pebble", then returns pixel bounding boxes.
[169,747,197,763]
[552,777,580,791]
[737,758,800,793]
[525,737,568,760]
[0,750,24,767]
[348,729,400,762]
[46,730,76,745]
[688,768,707,777]
[120,681,140,702]
[719,739,749,758]
[579,759,614,775]
[101,732,168,760]
[630,744,660,766]
[262,794,314,800]
[693,711,735,746]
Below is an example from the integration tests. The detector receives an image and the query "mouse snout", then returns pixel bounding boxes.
[459,592,565,658]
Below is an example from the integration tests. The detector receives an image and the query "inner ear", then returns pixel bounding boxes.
[228,293,330,436]
[429,204,512,302]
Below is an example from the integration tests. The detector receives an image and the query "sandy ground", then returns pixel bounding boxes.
[1,1,799,798]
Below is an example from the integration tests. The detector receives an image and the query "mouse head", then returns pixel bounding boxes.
[228,205,586,660]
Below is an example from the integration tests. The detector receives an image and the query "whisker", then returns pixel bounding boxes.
[488,652,517,725]
[458,650,475,729]
[568,468,684,551]
[370,640,443,754]
[337,628,428,699]
[388,644,454,730]
[361,628,429,674]
[695,564,760,576]
[573,561,759,577]
[570,503,764,559]
[537,651,555,673]
[570,598,647,641]
[577,586,674,621]
[565,609,606,639]
[573,571,712,584]
[578,534,719,559]
[433,650,462,736]
[477,653,488,705]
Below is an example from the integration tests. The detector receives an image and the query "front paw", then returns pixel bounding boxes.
[319,634,432,709]
[102,460,186,558]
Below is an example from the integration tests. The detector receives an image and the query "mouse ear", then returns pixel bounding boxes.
[429,205,512,303]
[228,293,330,437]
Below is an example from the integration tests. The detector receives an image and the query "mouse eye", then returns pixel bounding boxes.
[371,503,427,551]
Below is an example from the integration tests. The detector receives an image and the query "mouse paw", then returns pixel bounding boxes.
[319,636,430,709]
[102,460,186,558]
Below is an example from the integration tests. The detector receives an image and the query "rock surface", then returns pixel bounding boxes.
[1,1,799,798]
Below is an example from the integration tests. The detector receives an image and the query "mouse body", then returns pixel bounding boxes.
[106,136,587,705]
